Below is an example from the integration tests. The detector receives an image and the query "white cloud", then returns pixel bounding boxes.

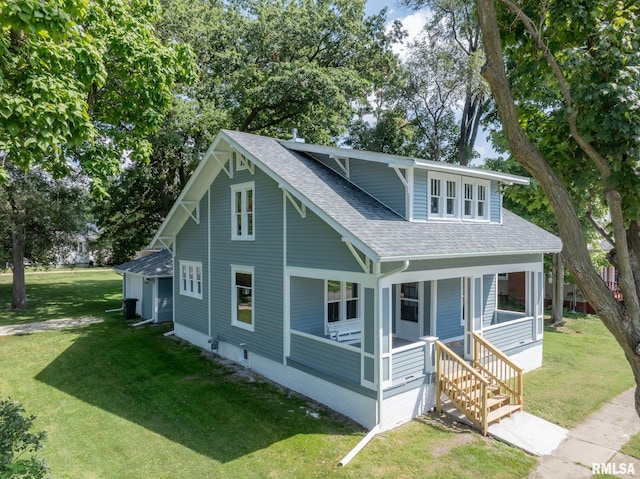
[388,10,432,59]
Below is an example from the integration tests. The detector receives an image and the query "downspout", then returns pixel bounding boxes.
[340,259,410,466]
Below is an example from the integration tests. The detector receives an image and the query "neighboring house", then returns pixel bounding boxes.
[56,224,100,266]
[150,129,562,431]
[113,249,173,322]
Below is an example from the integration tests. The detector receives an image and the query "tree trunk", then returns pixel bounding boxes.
[476,0,640,416]
[551,253,565,325]
[11,222,27,310]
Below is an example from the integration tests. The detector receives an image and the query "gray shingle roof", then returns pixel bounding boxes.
[113,249,173,277]
[223,130,562,261]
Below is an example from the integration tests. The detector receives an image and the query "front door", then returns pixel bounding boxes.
[397,282,421,341]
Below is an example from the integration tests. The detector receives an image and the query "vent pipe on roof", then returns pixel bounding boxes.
[290,128,305,143]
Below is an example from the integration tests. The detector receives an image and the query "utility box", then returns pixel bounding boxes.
[123,298,138,319]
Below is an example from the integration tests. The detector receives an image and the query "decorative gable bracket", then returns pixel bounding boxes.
[342,239,372,274]
[212,150,233,179]
[280,187,306,218]
[330,155,350,179]
[155,236,175,254]
[179,200,200,224]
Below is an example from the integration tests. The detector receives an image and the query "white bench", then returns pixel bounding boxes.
[328,321,361,344]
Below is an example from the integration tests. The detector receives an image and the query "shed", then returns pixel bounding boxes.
[113,249,173,323]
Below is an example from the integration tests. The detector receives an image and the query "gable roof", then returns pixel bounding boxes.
[151,130,562,262]
[113,249,173,277]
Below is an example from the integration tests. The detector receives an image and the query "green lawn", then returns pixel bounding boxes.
[0,271,536,479]
[524,314,635,428]
[0,269,121,326]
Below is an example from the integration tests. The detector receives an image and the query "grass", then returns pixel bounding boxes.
[524,313,635,428]
[0,269,121,326]
[0,271,536,479]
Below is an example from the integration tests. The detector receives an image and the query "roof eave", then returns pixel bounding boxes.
[378,247,562,263]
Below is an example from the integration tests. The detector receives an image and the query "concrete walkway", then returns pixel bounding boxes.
[0,316,103,336]
[531,387,640,478]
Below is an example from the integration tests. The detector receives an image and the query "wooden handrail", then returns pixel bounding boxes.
[436,340,490,435]
[472,332,523,408]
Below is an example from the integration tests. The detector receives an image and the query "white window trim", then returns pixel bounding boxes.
[231,181,255,241]
[462,179,490,221]
[324,280,361,334]
[231,264,255,331]
[179,260,203,299]
[428,173,491,222]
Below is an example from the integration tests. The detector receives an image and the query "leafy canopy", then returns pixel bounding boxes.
[0,0,196,193]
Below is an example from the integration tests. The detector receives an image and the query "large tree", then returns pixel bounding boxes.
[94,0,402,260]
[476,0,640,412]
[0,0,195,309]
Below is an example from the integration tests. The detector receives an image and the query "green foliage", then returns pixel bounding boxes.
[0,166,92,268]
[493,0,640,226]
[0,397,48,479]
[158,0,399,144]
[0,0,196,193]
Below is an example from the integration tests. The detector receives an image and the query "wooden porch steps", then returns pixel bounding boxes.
[435,334,524,436]
[487,403,522,424]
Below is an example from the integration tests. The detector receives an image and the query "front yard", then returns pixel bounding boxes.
[0,270,534,478]
[0,270,636,477]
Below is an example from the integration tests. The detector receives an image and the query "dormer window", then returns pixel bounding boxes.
[428,173,490,221]
[463,180,489,220]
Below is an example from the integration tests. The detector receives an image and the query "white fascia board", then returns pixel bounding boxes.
[281,141,416,168]
[378,247,562,263]
[414,160,530,185]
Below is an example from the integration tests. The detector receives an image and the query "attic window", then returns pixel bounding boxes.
[231,181,255,240]
[233,151,254,174]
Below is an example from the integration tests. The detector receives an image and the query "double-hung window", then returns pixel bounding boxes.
[231,182,254,240]
[326,280,360,326]
[232,265,254,331]
[180,261,202,299]
[463,180,489,220]
[429,174,458,218]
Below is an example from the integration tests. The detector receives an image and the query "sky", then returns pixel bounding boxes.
[363,1,499,162]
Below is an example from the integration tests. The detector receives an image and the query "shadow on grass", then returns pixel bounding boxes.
[35,318,360,463]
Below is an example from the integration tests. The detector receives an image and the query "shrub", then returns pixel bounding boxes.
[0,398,49,479]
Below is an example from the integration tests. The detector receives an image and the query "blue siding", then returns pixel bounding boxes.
[490,181,501,223]
[483,274,496,328]
[392,346,426,384]
[175,193,209,334]
[209,166,284,362]
[157,277,173,322]
[349,159,406,217]
[364,288,375,355]
[423,281,431,335]
[413,168,428,221]
[290,277,324,335]
[436,278,463,340]
[287,205,363,272]
[483,318,535,351]
[289,333,361,384]
[407,254,542,272]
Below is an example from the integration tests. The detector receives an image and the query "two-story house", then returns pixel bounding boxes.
[150,129,561,432]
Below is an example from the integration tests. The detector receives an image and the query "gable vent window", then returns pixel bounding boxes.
[231,181,255,240]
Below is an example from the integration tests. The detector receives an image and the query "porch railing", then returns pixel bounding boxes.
[435,340,490,434]
[472,332,523,408]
